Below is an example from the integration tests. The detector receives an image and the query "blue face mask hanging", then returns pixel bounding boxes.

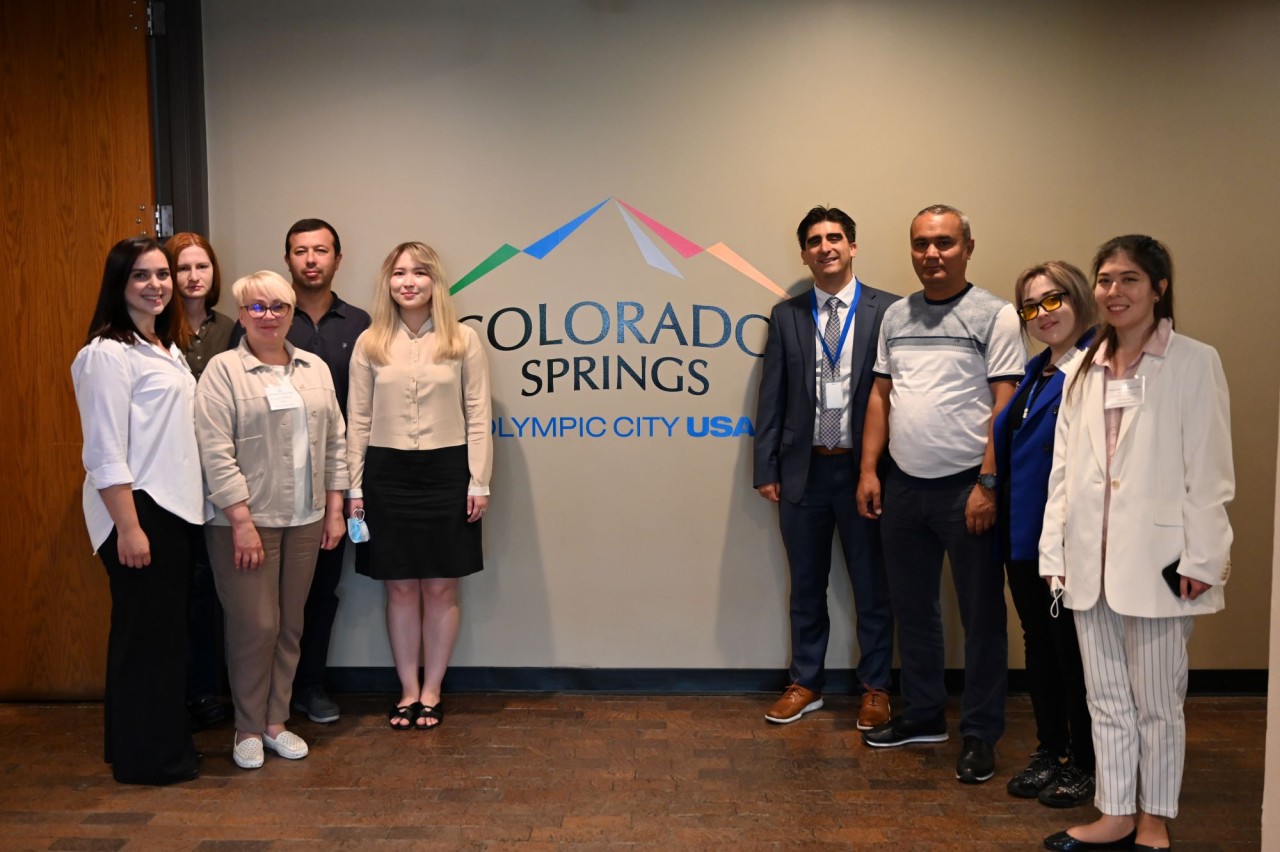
[347,508,370,543]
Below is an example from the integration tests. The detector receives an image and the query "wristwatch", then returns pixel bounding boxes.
[976,473,997,490]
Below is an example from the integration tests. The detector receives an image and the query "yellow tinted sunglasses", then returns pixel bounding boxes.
[1017,291,1066,322]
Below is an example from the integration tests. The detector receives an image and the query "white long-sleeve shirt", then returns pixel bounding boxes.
[71,336,207,550]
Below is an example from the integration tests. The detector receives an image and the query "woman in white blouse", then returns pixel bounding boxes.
[347,242,492,731]
[195,271,349,770]
[71,236,206,785]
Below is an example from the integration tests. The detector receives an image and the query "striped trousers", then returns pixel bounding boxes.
[1074,594,1193,818]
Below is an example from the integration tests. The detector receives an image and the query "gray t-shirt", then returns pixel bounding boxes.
[872,284,1025,478]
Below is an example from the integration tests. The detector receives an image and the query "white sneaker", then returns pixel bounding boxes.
[232,735,264,769]
[263,730,309,760]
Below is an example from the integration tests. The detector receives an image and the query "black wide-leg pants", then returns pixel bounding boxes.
[99,490,199,785]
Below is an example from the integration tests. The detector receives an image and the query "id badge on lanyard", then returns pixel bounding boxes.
[823,381,846,410]
[812,281,861,412]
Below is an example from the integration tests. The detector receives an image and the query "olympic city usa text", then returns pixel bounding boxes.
[492,415,757,439]
[460,301,768,397]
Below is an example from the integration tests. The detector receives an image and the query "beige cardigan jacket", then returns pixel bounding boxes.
[195,340,349,527]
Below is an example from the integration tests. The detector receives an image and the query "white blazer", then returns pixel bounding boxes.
[1039,330,1233,618]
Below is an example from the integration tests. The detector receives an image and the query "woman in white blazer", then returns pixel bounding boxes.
[1039,235,1233,852]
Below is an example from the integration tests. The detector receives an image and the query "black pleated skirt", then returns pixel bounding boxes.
[354,444,484,581]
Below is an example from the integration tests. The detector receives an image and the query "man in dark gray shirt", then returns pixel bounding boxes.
[232,218,372,723]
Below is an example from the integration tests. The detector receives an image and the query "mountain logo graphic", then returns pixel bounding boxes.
[451,198,785,298]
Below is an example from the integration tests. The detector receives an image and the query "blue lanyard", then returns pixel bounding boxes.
[1021,369,1055,421]
[811,279,861,371]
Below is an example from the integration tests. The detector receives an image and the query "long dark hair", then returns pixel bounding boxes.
[1068,234,1175,400]
[85,236,189,349]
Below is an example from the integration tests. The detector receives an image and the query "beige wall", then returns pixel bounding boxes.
[202,1,1278,670]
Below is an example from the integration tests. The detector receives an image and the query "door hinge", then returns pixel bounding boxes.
[154,204,174,239]
[147,2,166,36]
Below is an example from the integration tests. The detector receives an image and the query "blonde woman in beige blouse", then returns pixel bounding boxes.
[347,242,492,731]
[195,270,349,769]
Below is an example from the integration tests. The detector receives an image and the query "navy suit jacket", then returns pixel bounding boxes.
[753,281,898,503]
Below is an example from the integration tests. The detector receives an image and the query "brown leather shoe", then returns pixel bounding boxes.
[857,688,890,731]
[764,684,823,724]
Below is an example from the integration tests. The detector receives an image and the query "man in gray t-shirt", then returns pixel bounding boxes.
[856,205,1024,785]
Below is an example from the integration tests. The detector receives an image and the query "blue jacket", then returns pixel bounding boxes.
[994,330,1094,561]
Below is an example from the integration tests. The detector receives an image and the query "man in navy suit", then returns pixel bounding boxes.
[753,206,897,728]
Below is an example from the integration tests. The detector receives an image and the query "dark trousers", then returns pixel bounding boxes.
[778,452,893,692]
[1006,559,1095,770]
[879,465,1008,744]
[186,528,224,700]
[292,539,345,693]
[99,491,199,785]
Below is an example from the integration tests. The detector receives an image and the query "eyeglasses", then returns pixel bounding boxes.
[1017,292,1067,322]
[241,301,291,319]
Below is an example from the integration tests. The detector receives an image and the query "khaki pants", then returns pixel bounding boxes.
[206,520,323,733]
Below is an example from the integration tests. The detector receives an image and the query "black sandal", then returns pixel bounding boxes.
[415,703,443,730]
[389,702,421,730]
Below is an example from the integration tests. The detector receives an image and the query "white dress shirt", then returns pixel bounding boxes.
[264,364,319,525]
[72,336,208,550]
[811,277,858,448]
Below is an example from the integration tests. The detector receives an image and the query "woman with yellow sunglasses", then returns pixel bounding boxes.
[994,261,1098,809]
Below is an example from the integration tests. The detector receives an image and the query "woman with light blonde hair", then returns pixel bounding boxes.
[347,242,492,731]
[195,270,349,770]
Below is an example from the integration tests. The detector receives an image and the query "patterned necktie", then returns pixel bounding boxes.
[819,296,842,449]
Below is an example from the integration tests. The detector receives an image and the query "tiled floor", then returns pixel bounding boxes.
[0,694,1263,850]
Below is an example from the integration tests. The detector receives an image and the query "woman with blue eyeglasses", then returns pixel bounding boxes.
[195,271,348,771]
[994,262,1097,810]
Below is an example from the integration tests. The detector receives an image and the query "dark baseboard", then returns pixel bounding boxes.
[327,667,1268,697]
[1181,668,1268,695]
[1008,667,1266,696]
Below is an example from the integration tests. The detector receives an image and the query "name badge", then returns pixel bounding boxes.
[265,384,300,411]
[1104,377,1144,410]
[823,381,845,410]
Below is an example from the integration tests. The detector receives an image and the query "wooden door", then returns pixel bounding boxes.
[0,1,156,698]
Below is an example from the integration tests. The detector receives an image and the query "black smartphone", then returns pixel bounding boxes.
[1161,559,1182,599]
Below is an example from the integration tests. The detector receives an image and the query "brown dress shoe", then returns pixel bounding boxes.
[857,688,891,731]
[764,684,823,724]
